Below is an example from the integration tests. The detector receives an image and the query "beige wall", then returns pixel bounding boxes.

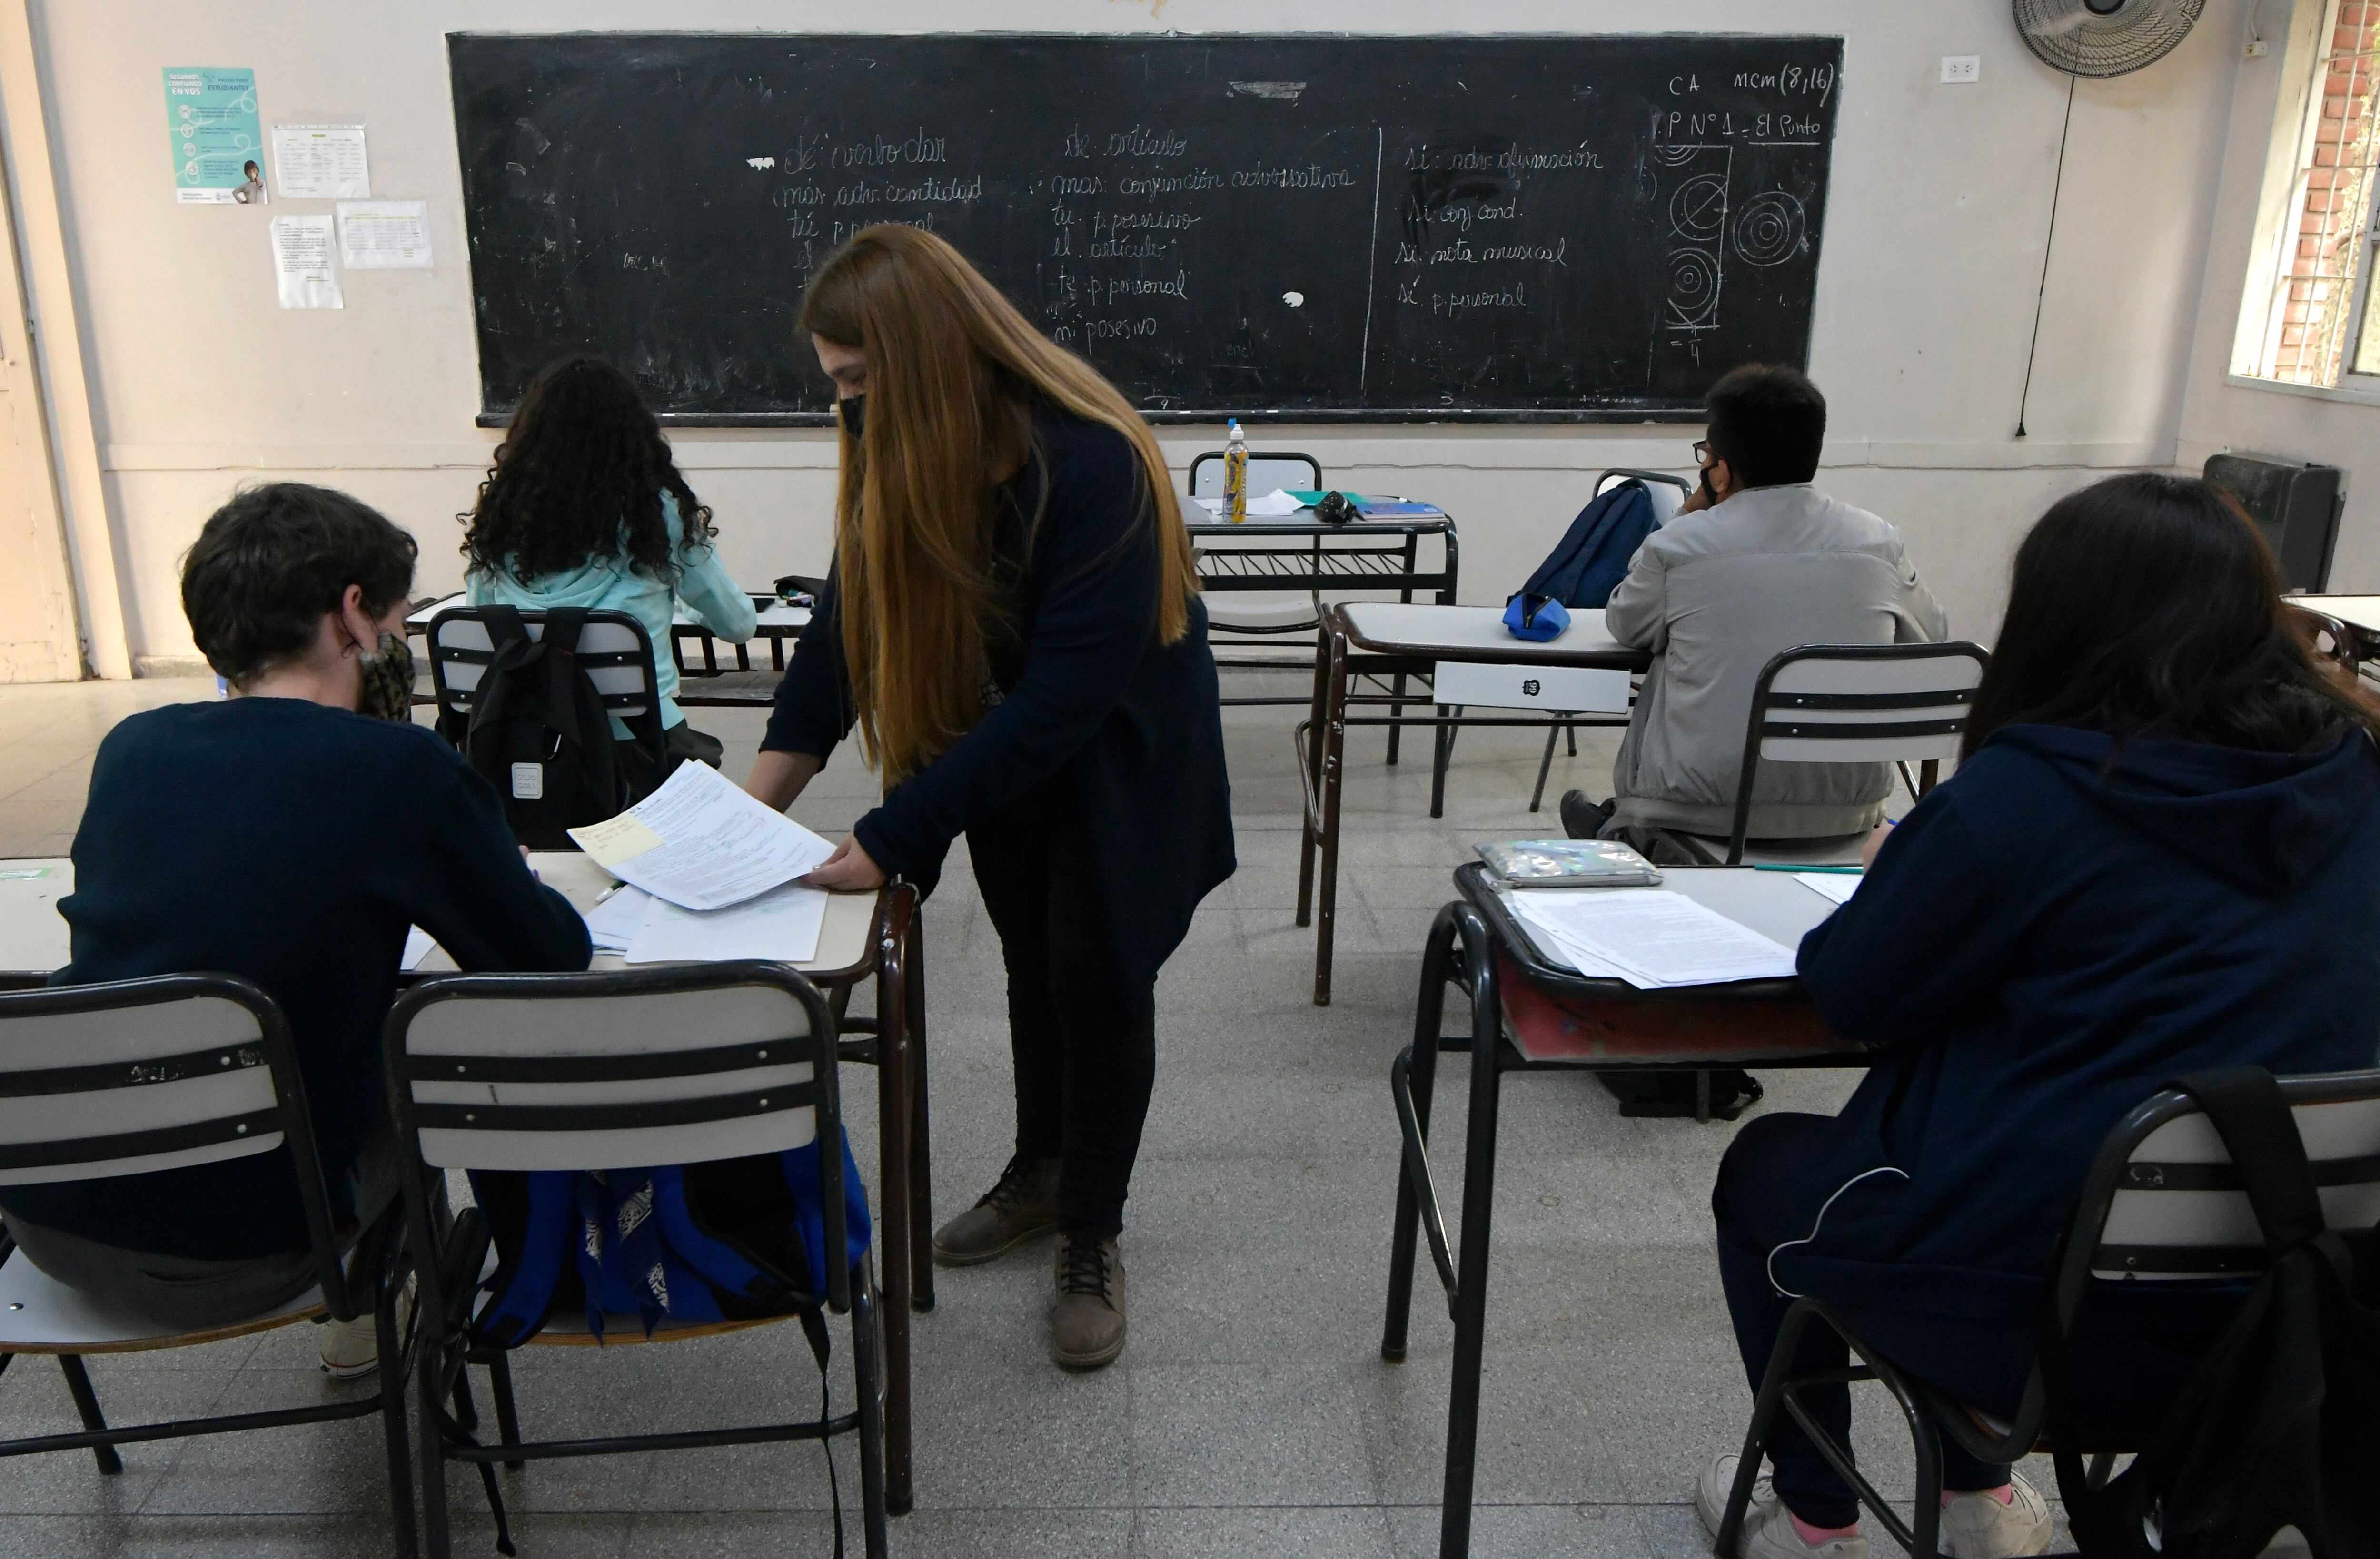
[5,0,2292,672]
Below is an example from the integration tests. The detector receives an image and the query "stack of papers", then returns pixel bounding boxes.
[582,884,653,952]
[568,761,833,911]
[624,879,827,965]
[1502,887,1798,989]
[1794,872,1861,906]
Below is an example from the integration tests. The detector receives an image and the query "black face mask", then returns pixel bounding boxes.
[838,395,866,441]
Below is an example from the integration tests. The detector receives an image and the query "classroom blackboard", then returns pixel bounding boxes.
[449,33,1842,424]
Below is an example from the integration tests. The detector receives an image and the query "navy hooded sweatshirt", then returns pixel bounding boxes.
[1785,722,2380,1334]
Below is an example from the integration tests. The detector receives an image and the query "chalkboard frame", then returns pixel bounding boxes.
[451,30,1844,429]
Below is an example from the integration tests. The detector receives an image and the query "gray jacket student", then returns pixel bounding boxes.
[1602,366,1947,841]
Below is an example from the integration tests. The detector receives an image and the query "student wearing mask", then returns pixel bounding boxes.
[748,224,1233,1371]
[4,484,591,1372]
[1562,364,1947,853]
[462,355,757,779]
[1697,474,2380,1559]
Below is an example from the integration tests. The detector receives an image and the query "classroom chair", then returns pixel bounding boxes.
[1713,1066,2380,1559]
[1637,641,1991,868]
[383,961,889,1559]
[0,975,415,1556]
[422,605,669,839]
[1188,448,1333,665]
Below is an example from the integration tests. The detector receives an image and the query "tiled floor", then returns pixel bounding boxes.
[0,671,2039,1558]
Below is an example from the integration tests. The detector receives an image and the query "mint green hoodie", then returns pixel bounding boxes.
[464,492,757,734]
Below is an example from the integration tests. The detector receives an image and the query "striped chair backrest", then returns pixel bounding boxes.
[1751,643,1990,766]
[1187,451,1323,500]
[389,967,827,1173]
[427,609,657,722]
[2092,1082,2380,1282]
[0,977,287,1185]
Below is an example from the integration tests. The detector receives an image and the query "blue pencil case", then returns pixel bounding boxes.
[1502,593,1569,641]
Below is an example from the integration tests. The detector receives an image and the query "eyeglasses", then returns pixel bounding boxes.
[1692,440,1712,464]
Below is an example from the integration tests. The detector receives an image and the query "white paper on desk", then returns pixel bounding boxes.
[581,885,653,952]
[1190,495,1225,516]
[1501,892,1634,981]
[625,879,828,965]
[1246,488,1305,516]
[1512,888,1796,989]
[401,926,439,971]
[1794,872,1861,907]
[566,760,833,912]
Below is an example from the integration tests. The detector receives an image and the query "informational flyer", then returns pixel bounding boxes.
[269,215,342,309]
[336,200,432,268]
[163,67,264,204]
[272,124,369,199]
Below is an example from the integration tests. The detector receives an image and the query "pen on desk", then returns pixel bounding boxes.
[1751,864,1863,875]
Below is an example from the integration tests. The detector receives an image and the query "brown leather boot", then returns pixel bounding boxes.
[931,1154,1060,1267]
[1050,1234,1126,1371]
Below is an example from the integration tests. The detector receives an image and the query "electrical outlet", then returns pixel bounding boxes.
[2245,39,2271,57]
[1941,55,1981,83]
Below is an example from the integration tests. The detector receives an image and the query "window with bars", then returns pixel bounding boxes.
[2241,0,2380,388]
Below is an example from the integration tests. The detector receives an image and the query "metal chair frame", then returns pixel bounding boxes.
[1716,641,1991,866]
[424,604,669,760]
[384,961,887,1559]
[1714,1067,2380,1559]
[1382,876,1878,1558]
[0,974,414,1555]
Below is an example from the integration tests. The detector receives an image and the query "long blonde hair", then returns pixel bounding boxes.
[800,223,1198,784]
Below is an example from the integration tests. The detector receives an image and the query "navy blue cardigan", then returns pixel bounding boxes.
[12,699,591,1259]
[763,406,1234,990]
[1784,723,2380,1333]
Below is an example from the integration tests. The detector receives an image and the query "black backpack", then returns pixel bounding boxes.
[2050,1066,2380,1559]
[1513,478,1660,611]
[449,606,656,849]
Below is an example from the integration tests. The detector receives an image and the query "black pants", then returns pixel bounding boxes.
[1715,1113,2242,1528]
[967,784,1156,1241]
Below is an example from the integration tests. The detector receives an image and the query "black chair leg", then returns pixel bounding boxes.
[1431,706,1461,819]
[54,1356,120,1475]
[1387,671,1408,765]
[451,1365,513,1556]
[1567,721,1578,758]
[486,1352,524,1470]
[374,1283,417,1559]
[853,1268,891,1559]
[1383,912,1456,1362]
[416,1335,454,1559]
[1436,958,1507,1559]
[1910,1418,1945,1559]
[1717,1303,1813,1558]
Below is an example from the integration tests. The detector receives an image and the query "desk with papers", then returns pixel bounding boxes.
[1383,863,1877,1557]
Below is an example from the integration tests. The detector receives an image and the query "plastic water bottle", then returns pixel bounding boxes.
[1224,419,1249,524]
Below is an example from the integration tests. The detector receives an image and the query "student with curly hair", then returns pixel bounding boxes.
[462,356,756,772]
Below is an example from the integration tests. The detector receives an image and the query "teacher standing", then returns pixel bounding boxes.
[747,225,1234,1371]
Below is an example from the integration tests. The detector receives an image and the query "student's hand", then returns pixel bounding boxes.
[1676,483,1713,515]
[803,835,886,891]
[1861,820,1895,869]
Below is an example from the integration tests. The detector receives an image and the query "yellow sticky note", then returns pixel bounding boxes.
[566,811,665,868]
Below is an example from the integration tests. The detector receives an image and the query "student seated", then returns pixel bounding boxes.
[1,484,590,1365]
[462,355,757,777]
[1561,364,1946,854]
[1697,474,2380,1559]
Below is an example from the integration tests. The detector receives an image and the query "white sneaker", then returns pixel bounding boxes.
[317,1312,379,1379]
[1696,1454,1868,1559]
[1941,1472,2053,1559]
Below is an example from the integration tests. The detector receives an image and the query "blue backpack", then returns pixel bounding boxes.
[466,1133,871,1352]
[1512,479,1660,614]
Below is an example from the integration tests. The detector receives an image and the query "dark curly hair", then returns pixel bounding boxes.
[183,483,417,689]
[461,357,711,584]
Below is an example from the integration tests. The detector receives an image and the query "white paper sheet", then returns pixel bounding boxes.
[567,760,834,912]
[1502,891,1634,982]
[272,124,369,198]
[401,926,438,971]
[625,879,829,965]
[269,215,341,309]
[1246,488,1306,516]
[337,200,432,269]
[1793,872,1861,906]
[1507,888,1797,989]
[581,884,653,952]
